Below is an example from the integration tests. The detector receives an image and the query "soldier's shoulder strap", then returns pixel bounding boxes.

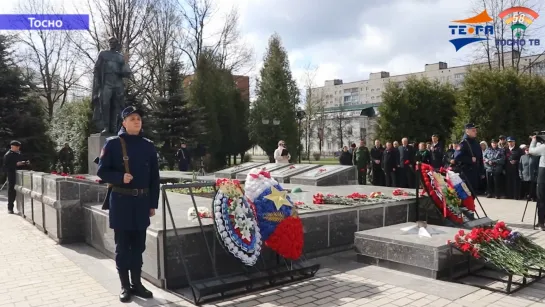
[143,137,153,143]
[463,139,475,157]
[118,137,130,174]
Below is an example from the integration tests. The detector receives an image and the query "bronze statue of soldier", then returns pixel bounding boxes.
[91,37,132,135]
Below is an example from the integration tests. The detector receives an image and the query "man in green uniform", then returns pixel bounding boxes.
[355,139,370,185]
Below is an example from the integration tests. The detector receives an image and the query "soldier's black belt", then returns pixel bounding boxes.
[111,187,149,197]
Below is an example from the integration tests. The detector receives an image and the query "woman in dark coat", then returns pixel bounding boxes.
[339,146,353,166]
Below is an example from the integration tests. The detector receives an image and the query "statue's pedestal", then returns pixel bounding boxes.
[88,134,108,175]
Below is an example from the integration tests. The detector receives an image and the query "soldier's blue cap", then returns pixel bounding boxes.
[121,106,144,119]
[464,123,477,129]
[507,136,515,142]
[10,140,21,146]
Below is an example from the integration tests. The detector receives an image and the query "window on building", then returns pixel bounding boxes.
[454,73,465,79]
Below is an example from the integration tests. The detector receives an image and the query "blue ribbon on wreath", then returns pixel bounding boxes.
[453,183,469,200]
[220,196,256,251]
[253,184,294,241]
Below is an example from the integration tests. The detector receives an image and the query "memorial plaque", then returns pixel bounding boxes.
[289,165,357,186]
[214,162,267,179]
[269,164,321,183]
[235,163,291,180]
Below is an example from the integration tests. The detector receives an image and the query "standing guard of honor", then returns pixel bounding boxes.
[97,106,160,302]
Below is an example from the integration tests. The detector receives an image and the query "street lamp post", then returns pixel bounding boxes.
[296,109,306,164]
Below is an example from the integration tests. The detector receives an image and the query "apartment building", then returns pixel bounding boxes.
[305,51,545,154]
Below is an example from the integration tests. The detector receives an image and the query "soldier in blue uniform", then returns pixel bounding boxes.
[97,106,160,302]
[454,123,485,193]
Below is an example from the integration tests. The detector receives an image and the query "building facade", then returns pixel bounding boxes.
[303,51,545,155]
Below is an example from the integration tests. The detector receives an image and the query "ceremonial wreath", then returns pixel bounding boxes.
[212,169,304,266]
[419,163,476,224]
[213,178,262,266]
[451,221,545,276]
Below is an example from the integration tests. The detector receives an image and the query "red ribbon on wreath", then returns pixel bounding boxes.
[249,170,271,179]
[419,163,463,224]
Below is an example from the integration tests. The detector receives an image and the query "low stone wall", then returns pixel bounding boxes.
[15,170,108,243]
[14,170,418,290]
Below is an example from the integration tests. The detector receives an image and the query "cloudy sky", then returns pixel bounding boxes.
[228,0,545,89]
[3,0,545,93]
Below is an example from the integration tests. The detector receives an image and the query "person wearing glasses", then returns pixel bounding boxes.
[274,140,290,163]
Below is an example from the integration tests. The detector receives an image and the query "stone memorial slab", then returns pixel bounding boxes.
[235,163,291,179]
[289,165,357,186]
[88,134,107,175]
[269,164,321,183]
[354,222,465,279]
[214,162,267,179]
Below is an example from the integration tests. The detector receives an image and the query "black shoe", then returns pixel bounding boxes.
[7,210,14,214]
[130,269,153,298]
[118,270,131,302]
[486,194,492,198]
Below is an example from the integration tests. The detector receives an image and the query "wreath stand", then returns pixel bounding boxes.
[447,242,545,294]
[160,182,320,306]
[415,163,494,229]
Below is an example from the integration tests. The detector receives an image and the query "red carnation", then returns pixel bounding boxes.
[265,216,304,260]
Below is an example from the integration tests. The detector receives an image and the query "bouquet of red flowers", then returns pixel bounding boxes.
[450,221,545,276]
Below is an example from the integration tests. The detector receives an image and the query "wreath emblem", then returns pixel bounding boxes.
[213,179,262,266]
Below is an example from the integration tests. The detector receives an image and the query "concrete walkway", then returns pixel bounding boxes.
[2,192,545,307]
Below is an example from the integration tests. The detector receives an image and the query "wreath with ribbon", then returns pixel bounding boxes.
[244,169,304,260]
[213,179,262,266]
[419,163,476,224]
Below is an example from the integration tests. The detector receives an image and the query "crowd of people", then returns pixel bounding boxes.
[338,126,540,203]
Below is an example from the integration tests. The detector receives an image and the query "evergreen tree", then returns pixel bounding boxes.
[249,34,300,161]
[377,77,457,143]
[153,61,202,170]
[454,68,545,143]
[0,34,56,172]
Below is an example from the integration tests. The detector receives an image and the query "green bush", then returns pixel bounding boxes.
[312,152,321,161]
[243,153,252,162]
[49,99,92,173]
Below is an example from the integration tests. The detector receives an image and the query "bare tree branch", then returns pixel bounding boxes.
[16,0,82,120]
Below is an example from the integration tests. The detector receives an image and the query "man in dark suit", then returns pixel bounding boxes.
[370,139,384,186]
[382,142,398,187]
[504,136,522,199]
[430,134,444,169]
[398,137,416,188]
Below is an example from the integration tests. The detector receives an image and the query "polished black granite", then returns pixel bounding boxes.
[354,222,466,279]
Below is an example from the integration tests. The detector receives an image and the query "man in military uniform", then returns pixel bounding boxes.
[355,139,370,184]
[97,106,160,302]
[58,143,75,174]
[454,123,484,193]
[3,141,28,214]
[370,139,384,186]
[176,142,191,171]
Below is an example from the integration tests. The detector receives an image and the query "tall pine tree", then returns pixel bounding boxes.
[250,34,300,162]
[152,61,201,170]
[0,34,56,172]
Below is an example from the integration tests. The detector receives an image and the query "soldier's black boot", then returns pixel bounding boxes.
[130,268,153,298]
[118,270,131,302]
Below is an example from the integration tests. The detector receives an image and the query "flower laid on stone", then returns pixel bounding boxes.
[72,175,86,180]
[213,178,262,266]
[51,171,57,175]
[312,192,393,206]
[392,188,415,196]
[450,221,545,276]
[314,168,328,177]
[187,206,213,220]
[289,165,296,169]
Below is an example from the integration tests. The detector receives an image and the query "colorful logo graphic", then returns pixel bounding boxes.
[448,10,494,51]
[498,6,539,39]
[449,7,540,51]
